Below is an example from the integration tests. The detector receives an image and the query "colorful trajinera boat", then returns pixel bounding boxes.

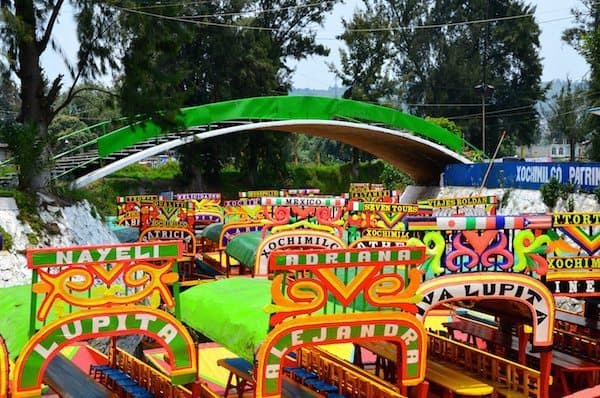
[0,186,598,398]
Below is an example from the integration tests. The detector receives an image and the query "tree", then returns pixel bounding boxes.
[546,79,589,161]
[361,0,545,155]
[120,0,342,189]
[563,0,600,160]
[332,3,395,178]
[0,66,19,121]
[0,1,122,191]
[333,3,395,103]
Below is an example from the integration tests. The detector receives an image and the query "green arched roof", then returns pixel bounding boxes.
[97,96,465,157]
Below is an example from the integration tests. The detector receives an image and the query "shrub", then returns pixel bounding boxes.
[380,162,413,190]
[0,226,13,251]
[540,177,561,210]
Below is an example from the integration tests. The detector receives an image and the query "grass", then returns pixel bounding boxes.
[110,161,181,179]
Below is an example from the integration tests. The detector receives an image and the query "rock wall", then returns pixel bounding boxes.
[402,185,600,213]
[0,196,118,287]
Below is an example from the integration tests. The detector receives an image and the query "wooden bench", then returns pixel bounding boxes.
[354,341,398,382]
[429,332,543,397]
[426,360,493,397]
[555,311,600,340]
[510,340,600,396]
[217,357,255,398]
[298,347,407,398]
[356,339,493,397]
[553,327,600,362]
[109,347,191,398]
[444,320,511,355]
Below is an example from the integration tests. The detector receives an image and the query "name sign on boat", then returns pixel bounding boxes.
[270,246,425,270]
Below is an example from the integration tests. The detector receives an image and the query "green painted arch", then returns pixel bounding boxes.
[98,96,467,157]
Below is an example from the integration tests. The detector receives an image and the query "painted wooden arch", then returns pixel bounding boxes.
[416,273,555,347]
[12,307,197,398]
[255,230,346,276]
[255,312,427,398]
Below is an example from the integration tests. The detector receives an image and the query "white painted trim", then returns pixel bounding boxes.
[72,120,471,188]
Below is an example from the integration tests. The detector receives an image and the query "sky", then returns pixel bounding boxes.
[41,0,590,91]
[291,0,590,89]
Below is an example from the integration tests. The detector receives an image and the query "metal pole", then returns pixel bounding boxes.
[479,130,507,192]
[482,93,486,155]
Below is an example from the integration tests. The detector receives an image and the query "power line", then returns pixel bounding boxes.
[435,88,600,121]
[178,2,334,19]
[110,3,591,34]
[131,1,214,10]
[407,103,485,107]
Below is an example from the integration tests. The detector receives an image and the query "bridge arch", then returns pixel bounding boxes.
[71,96,473,188]
[12,307,197,397]
[416,273,555,347]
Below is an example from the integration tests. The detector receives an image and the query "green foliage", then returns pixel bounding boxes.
[361,0,544,154]
[0,225,13,251]
[26,233,39,246]
[0,1,124,191]
[425,117,463,138]
[380,162,413,190]
[563,0,600,139]
[118,0,341,190]
[540,176,561,210]
[545,79,589,160]
[111,161,181,180]
[560,182,576,201]
[497,134,518,158]
[567,196,575,212]
[61,181,120,219]
[12,190,44,240]
[49,114,87,139]
[58,83,120,124]
[0,122,49,191]
[500,189,512,209]
[540,177,578,211]
[590,132,600,161]
[333,3,396,102]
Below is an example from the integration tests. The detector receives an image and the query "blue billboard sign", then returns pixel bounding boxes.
[444,162,600,192]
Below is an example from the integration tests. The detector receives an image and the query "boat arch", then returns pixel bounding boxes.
[12,307,197,398]
[255,312,427,398]
[416,273,555,347]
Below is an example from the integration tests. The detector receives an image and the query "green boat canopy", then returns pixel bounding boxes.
[224,231,264,270]
[201,222,224,243]
[180,278,272,362]
[0,284,33,361]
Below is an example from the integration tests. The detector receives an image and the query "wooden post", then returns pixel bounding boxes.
[190,380,202,398]
[517,324,528,365]
[395,341,407,396]
[415,380,430,398]
[110,336,117,367]
[539,350,553,398]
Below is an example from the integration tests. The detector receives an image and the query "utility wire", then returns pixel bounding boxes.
[434,88,600,120]
[178,2,335,19]
[110,3,591,33]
